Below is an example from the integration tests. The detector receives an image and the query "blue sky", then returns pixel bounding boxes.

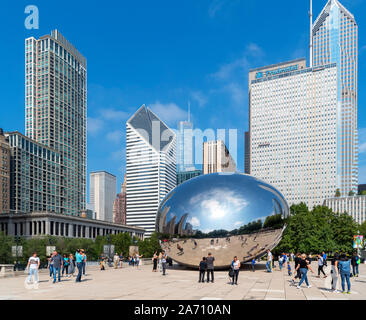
[1,0,366,200]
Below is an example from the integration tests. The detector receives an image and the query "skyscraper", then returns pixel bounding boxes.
[249,59,338,208]
[203,140,236,175]
[312,0,358,196]
[90,171,116,222]
[126,105,176,237]
[25,30,87,215]
[0,129,10,214]
[113,174,127,225]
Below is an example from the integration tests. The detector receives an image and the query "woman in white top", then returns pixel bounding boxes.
[231,256,240,285]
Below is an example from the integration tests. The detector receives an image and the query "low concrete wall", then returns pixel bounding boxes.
[0,264,14,278]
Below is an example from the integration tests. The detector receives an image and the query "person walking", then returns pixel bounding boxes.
[26,252,40,284]
[279,254,284,271]
[152,251,158,272]
[293,253,302,281]
[158,252,163,272]
[317,254,327,278]
[322,251,327,267]
[338,253,351,294]
[266,249,273,272]
[75,249,83,282]
[198,257,207,283]
[308,254,313,265]
[62,254,69,277]
[351,252,360,277]
[161,251,168,276]
[296,254,314,289]
[251,258,256,272]
[331,252,340,293]
[81,250,87,275]
[51,250,63,283]
[68,254,75,277]
[48,253,54,278]
[230,256,240,285]
[113,253,120,269]
[206,252,215,283]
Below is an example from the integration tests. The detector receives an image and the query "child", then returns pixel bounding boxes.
[99,259,105,271]
[287,262,292,276]
[251,258,256,272]
[198,257,207,283]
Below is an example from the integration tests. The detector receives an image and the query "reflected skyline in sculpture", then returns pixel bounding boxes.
[156,173,289,268]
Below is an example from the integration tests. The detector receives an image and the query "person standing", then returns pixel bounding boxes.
[293,253,302,281]
[68,254,75,277]
[119,253,124,268]
[266,249,273,272]
[338,253,351,294]
[231,256,240,285]
[296,254,314,289]
[308,254,313,265]
[62,254,69,277]
[75,249,83,283]
[351,252,360,277]
[322,251,327,267]
[317,254,327,278]
[26,252,40,284]
[206,252,215,283]
[331,252,340,293]
[152,251,158,272]
[113,253,119,269]
[81,250,87,275]
[135,253,143,269]
[48,254,54,278]
[161,251,168,276]
[251,258,256,272]
[198,257,207,283]
[279,254,284,271]
[51,250,63,283]
[158,252,163,272]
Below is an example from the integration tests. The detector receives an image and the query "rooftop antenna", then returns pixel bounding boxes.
[309,0,313,68]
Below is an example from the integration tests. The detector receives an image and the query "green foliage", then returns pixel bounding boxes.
[263,214,284,229]
[0,232,13,264]
[335,189,341,197]
[359,221,366,240]
[349,190,355,196]
[274,204,358,256]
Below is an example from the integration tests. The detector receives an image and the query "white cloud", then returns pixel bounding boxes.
[110,149,124,162]
[87,117,104,135]
[100,109,129,121]
[208,0,226,18]
[246,43,265,57]
[224,82,246,105]
[234,221,243,227]
[149,101,187,125]
[191,91,208,107]
[188,216,200,227]
[106,130,123,144]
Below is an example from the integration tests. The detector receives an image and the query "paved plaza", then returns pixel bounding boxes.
[0,262,365,300]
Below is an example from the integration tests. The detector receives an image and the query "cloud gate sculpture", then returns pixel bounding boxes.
[156,173,289,268]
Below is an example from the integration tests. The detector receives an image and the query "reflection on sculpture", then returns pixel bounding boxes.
[156,173,289,268]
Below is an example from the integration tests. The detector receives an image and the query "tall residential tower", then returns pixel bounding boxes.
[25,30,87,215]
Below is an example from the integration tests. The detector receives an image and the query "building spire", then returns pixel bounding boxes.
[309,0,313,68]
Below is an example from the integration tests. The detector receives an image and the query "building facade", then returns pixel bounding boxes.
[312,0,358,196]
[177,169,201,186]
[126,105,176,237]
[177,114,196,172]
[203,140,236,175]
[0,129,10,214]
[90,171,116,223]
[244,131,250,174]
[324,195,366,225]
[249,59,338,208]
[113,175,126,225]
[0,212,144,240]
[5,131,64,214]
[25,30,87,216]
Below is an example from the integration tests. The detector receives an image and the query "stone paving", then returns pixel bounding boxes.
[0,262,365,300]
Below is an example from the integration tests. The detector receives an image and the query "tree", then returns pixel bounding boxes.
[335,189,341,197]
[348,190,355,196]
[0,232,13,264]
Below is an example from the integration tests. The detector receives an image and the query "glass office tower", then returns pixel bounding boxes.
[25,30,87,215]
[312,0,358,196]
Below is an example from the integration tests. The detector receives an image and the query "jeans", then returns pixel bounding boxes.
[53,267,61,282]
[27,268,38,283]
[62,264,68,276]
[162,262,167,275]
[76,262,82,282]
[298,268,309,287]
[331,266,338,290]
[49,265,54,277]
[252,264,255,272]
[352,264,359,276]
[82,261,86,275]
[318,265,326,276]
[279,261,283,270]
[199,270,205,282]
[340,272,351,292]
[266,261,272,272]
[232,270,239,284]
[207,269,214,282]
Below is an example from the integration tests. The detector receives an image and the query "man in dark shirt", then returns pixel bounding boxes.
[206,252,215,283]
[51,250,63,283]
[199,257,207,283]
[294,253,302,280]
